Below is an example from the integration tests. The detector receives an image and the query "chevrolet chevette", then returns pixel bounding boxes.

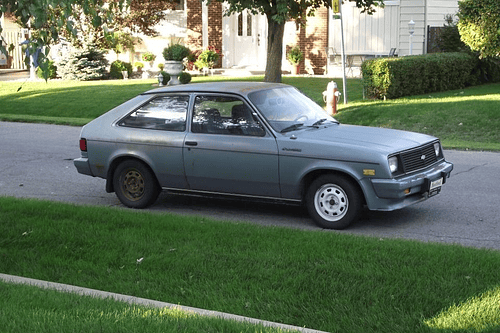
[74,82,453,229]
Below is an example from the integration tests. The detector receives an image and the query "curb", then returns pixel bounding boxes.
[0,273,329,333]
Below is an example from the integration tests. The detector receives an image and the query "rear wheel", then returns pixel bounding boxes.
[306,174,362,229]
[113,160,160,208]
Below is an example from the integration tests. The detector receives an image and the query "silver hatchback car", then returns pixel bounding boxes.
[75,82,453,229]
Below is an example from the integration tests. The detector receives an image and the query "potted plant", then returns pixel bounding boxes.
[142,52,156,69]
[134,61,144,72]
[162,44,191,85]
[194,46,220,75]
[287,45,303,75]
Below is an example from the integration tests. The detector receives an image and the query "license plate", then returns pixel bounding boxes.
[429,178,443,197]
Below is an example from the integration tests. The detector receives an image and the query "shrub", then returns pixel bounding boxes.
[287,45,303,65]
[179,71,192,84]
[57,45,108,81]
[36,60,57,80]
[163,44,191,61]
[159,71,170,85]
[110,60,133,79]
[436,15,469,53]
[362,53,479,99]
[474,57,500,83]
[194,46,220,69]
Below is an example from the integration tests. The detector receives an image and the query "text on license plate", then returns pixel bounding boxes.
[430,178,443,190]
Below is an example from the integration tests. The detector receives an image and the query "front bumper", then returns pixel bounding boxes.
[364,160,453,211]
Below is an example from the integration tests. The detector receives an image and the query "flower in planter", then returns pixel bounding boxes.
[142,52,156,62]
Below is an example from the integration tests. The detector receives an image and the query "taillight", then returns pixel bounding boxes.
[79,138,87,152]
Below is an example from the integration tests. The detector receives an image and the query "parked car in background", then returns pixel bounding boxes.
[74,82,453,229]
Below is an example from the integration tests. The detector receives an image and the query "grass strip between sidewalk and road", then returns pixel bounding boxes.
[1,196,500,333]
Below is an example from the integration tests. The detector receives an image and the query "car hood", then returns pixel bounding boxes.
[289,124,436,154]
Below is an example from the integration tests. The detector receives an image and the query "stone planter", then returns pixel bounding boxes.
[163,60,183,85]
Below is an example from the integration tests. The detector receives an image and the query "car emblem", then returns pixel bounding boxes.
[421,155,426,160]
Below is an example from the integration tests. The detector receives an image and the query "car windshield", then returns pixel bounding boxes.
[248,86,338,133]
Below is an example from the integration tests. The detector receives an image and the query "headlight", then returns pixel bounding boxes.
[388,156,398,173]
[434,142,441,157]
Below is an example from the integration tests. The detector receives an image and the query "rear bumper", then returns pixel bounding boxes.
[364,160,453,211]
[74,157,93,176]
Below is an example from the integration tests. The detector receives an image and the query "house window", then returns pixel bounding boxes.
[247,14,252,36]
[238,13,243,36]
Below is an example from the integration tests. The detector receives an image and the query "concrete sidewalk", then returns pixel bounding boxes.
[0,69,30,81]
[0,273,329,333]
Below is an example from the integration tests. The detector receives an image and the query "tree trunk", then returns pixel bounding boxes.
[264,16,285,83]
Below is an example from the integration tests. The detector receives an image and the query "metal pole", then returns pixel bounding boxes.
[339,0,348,105]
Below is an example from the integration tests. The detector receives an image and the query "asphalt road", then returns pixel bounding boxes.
[1,121,499,250]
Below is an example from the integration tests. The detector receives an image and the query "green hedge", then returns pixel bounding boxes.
[362,53,479,99]
[109,60,133,79]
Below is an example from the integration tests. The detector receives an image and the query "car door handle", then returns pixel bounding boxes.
[185,141,198,146]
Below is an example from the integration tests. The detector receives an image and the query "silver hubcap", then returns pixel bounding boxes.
[314,184,348,222]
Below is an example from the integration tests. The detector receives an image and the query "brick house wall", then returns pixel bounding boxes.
[295,6,329,75]
[186,0,203,49]
[186,0,223,68]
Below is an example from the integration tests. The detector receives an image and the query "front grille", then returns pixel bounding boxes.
[400,143,438,173]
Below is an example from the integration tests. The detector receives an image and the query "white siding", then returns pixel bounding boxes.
[329,2,400,56]
[427,0,459,27]
[399,0,459,55]
[399,0,425,55]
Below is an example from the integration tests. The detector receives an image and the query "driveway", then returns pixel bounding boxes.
[1,121,499,250]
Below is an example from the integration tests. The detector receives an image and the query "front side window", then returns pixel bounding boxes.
[119,95,189,131]
[191,95,266,136]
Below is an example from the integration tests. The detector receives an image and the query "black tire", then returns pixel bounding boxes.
[306,174,362,229]
[113,160,160,208]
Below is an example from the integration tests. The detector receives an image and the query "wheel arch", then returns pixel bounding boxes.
[299,169,366,205]
[105,155,160,193]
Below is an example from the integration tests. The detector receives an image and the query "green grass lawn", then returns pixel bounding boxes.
[1,76,499,332]
[0,282,295,333]
[1,197,500,333]
[0,76,498,150]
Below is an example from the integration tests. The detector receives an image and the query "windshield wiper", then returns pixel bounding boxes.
[312,118,339,127]
[280,123,304,133]
[312,118,327,127]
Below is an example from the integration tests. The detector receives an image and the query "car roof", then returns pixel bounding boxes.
[143,81,290,97]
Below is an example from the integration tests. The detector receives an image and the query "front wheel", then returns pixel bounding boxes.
[113,160,160,209]
[306,174,362,229]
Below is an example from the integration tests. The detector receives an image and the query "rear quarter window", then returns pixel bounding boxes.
[119,95,189,131]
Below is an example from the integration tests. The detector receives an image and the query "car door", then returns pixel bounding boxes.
[183,93,280,197]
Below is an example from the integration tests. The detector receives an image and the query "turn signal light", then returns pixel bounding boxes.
[79,138,87,152]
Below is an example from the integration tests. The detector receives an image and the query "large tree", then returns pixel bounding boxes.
[215,0,383,82]
[457,0,500,58]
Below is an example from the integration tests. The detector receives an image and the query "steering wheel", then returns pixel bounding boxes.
[293,115,308,122]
